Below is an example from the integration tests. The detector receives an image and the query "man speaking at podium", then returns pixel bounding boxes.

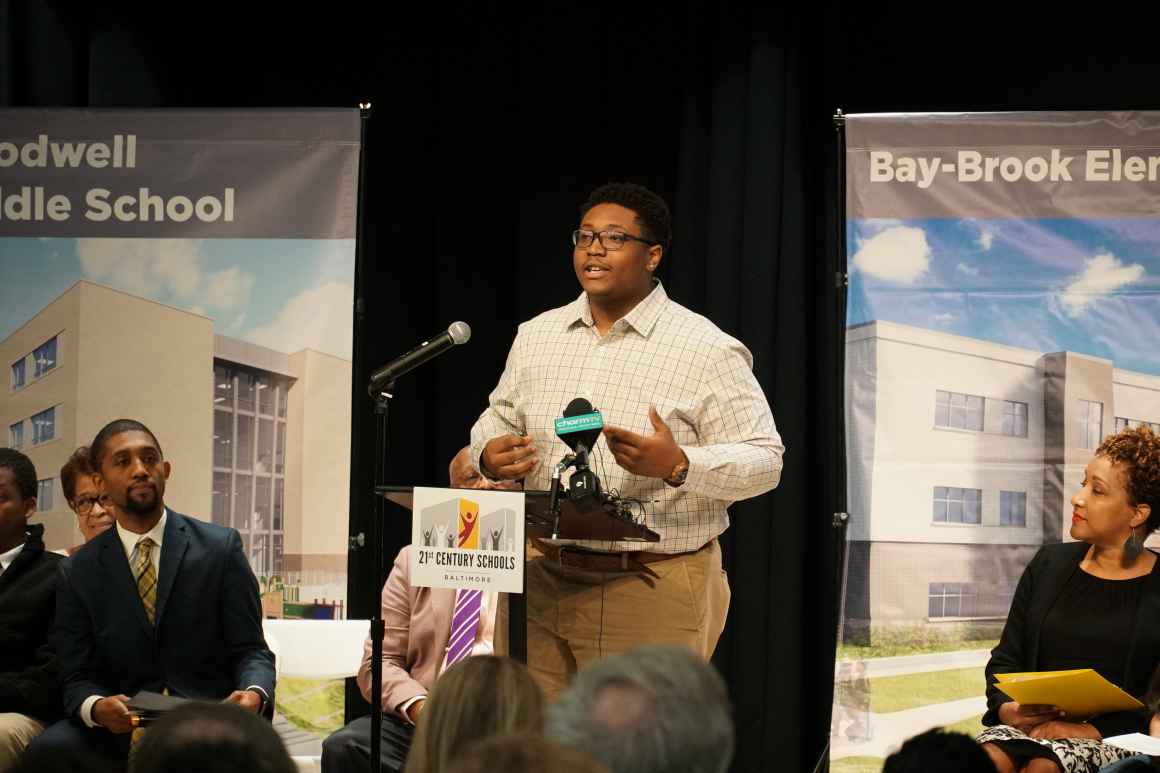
[470,182,784,694]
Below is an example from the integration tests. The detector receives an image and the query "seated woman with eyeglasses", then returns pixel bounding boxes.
[59,447,115,556]
[977,425,1160,773]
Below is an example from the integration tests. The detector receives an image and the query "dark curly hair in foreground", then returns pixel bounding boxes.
[580,182,672,254]
[1096,424,1160,534]
[0,447,37,500]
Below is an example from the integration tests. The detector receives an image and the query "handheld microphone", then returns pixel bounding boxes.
[367,321,471,397]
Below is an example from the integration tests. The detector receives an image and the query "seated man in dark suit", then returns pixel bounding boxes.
[0,448,63,772]
[24,419,275,770]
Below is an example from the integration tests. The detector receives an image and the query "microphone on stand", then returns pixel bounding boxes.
[367,321,471,397]
[554,398,604,509]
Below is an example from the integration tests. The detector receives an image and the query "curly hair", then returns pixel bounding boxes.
[1096,424,1160,533]
[580,182,672,254]
[0,447,38,500]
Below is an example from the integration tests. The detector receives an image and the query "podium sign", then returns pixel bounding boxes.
[409,487,525,593]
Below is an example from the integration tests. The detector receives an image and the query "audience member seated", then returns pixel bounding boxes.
[404,655,542,773]
[322,446,515,773]
[883,728,996,773]
[445,733,609,773]
[0,449,64,772]
[23,419,275,772]
[59,446,115,556]
[130,702,296,773]
[978,425,1160,773]
[548,643,733,773]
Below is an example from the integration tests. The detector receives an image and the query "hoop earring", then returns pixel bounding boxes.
[1124,526,1145,562]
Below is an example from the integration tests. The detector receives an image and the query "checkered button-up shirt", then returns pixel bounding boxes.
[469,282,785,554]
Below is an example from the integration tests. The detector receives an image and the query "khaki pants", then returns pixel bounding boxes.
[499,538,730,698]
[0,713,45,773]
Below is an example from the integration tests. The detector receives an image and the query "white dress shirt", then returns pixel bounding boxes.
[0,541,24,575]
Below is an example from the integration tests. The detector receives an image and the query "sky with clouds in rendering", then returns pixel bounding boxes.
[848,218,1160,376]
[0,238,355,360]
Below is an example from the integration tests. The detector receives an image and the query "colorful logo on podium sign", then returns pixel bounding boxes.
[418,496,517,553]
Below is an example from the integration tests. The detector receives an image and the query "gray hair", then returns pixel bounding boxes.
[547,645,734,773]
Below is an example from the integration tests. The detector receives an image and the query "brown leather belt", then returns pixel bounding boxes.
[532,538,706,575]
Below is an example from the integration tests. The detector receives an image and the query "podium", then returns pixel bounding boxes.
[375,485,660,661]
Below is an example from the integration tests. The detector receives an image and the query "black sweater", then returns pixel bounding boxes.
[984,542,1160,738]
[0,524,63,722]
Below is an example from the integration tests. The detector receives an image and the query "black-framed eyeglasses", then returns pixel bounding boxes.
[572,229,657,251]
[73,494,112,516]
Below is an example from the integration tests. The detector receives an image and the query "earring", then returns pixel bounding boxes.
[1124,526,1145,561]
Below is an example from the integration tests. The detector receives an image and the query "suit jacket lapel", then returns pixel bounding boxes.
[98,528,153,634]
[431,587,456,668]
[154,513,189,627]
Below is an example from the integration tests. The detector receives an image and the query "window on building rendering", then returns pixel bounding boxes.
[1077,399,1103,449]
[31,407,55,444]
[9,421,23,449]
[212,361,288,580]
[32,336,57,378]
[1000,490,1027,527]
[929,583,978,618]
[10,358,26,389]
[214,364,234,407]
[37,479,53,511]
[935,390,984,431]
[212,471,232,527]
[1115,417,1160,435]
[933,486,982,524]
[1000,400,1029,437]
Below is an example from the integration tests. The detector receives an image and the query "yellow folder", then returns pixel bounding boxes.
[995,669,1144,718]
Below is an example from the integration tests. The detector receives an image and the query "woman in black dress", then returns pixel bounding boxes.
[978,425,1160,773]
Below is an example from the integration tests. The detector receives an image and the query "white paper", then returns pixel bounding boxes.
[1104,733,1160,755]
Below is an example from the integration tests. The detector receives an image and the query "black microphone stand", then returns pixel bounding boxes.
[369,384,393,773]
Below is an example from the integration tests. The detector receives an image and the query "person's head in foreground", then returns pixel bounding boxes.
[547,644,734,773]
[883,728,996,773]
[1071,425,1160,561]
[445,733,610,773]
[60,446,115,549]
[404,655,544,773]
[129,701,295,773]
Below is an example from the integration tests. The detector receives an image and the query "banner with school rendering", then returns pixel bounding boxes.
[832,112,1160,768]
[0,109,360,623]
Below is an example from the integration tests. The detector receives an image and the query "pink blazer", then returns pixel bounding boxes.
[356,545,455,717]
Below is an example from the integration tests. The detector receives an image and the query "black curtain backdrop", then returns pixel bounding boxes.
[6,2,1160,770]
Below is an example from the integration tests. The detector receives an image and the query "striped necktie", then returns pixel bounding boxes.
[445,588,482,668]
[133,537,158,625]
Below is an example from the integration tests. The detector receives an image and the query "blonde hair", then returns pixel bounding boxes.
[404,656,544,773]
[445,733,609,773]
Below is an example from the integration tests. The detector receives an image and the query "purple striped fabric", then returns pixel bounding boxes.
[444,588,482,667]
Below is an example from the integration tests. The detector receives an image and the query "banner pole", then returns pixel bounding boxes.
[811,108,851,773]
[348,101,386,773]
[831,108,849,646]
